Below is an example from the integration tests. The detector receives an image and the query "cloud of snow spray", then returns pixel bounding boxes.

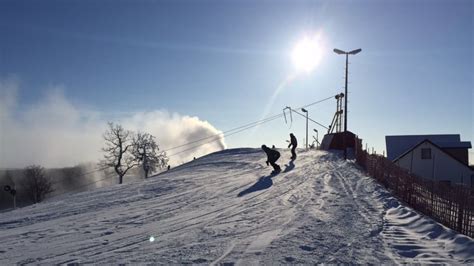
[121,111,226,164]
[0,79,226,174]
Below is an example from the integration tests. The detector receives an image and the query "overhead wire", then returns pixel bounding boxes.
[49,166,110,187]
[161,113,284,153]
[49,174,115,198]
[166,114,284,157]
[161,94,336,156]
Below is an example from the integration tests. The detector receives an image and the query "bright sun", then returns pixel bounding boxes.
[291,35,323,73]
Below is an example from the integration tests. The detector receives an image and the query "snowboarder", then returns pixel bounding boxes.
[261,144,281,174]
[288,133,298,160]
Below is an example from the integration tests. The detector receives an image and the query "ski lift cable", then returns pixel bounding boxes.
[161,113,284,153]
[167,114,283,157]
[49,166,110,186]
[289,108,329,129]
[162,94,336,154]
[49,172,117,198]
[165,93,334,158]
[300,95,335,109]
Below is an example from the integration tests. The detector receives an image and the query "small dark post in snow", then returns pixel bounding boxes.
[12,184,16,209]
[4,185,16,209]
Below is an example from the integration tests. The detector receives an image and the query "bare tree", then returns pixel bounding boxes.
[132,132,168,179]
[101,122,138,184]
[21,165,54,203]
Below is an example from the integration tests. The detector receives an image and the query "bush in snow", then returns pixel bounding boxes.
[21,165,54,203]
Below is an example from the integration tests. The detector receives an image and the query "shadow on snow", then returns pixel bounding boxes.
[237,172,278,197]
[283,160,295,173]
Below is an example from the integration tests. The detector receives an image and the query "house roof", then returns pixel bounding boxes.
[385,134,471,161]
[438,141,472,149]
[393,139,473,171]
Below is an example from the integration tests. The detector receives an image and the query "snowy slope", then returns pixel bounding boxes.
[0,149,473,264]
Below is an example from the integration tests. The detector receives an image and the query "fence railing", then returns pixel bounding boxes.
[354,137,474,238]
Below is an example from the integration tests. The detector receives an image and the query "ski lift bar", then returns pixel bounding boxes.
[283,106,293,127]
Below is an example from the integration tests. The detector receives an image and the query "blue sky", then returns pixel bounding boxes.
[1,0,473,165]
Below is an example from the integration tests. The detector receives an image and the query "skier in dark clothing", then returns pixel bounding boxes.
[261,145,281,173]
[288,133,298,160]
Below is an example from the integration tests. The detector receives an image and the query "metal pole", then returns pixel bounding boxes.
[343,53,349,159]
[337,97,340,132]
[305,111,309,150]
[316,130,318,149]
[13,184,16,209]
[344,54,348,133]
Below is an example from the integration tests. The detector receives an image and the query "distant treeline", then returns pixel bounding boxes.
[1,122,169,211]
[0,164,148,211]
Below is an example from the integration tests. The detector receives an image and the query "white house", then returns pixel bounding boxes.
[386,135,473,188]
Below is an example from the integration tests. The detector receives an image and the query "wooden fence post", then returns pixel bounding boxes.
[457,195,464,234]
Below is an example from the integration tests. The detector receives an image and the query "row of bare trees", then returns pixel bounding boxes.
[101,122,168,184]
[2,123,167,208]
[1,166,54,206]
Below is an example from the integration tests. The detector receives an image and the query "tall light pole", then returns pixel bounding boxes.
[302,108,308,150]
[333,48,361,159]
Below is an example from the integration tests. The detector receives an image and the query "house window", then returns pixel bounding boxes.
[421,148,431,159]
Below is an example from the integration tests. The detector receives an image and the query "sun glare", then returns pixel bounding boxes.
[291,35,323,73]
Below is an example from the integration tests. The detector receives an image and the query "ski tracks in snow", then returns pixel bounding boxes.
[1,149,473,264]
[252,156,394,264]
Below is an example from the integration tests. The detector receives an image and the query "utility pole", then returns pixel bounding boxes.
[333,48,362,159]
[302,108,308,150]
[344,53,348,133]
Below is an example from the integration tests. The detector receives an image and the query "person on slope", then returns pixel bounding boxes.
[261,144,281,173]
[288,133,298,160]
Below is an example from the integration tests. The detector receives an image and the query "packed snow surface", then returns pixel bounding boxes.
[1,149,473,264]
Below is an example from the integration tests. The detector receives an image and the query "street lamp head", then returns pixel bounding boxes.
[348,48,362,55]
[334,48,362,55]
[301,108,308,113]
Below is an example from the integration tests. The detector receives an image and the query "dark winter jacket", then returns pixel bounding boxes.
[288,134,297,148]
[262,146,280,163]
